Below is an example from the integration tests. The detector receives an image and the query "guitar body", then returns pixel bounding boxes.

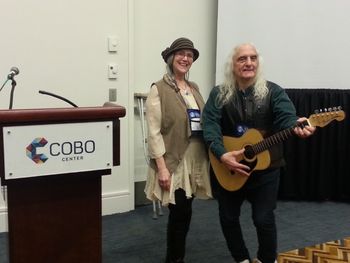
[209,128,271,191]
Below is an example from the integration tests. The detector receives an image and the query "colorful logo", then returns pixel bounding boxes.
[26,137,49,164]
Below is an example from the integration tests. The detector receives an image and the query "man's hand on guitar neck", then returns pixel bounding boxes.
[220,148,251,177]
[293,117,316,139]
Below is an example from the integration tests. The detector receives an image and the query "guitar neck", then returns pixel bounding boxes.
[253,120,308,154]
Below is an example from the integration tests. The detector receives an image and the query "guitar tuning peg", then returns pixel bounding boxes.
[314,109,319,114]
[328,107,332,112]
[338,106,342,110]
[319,109,323,113]
[332,107,337,111]
[324,108,328,112]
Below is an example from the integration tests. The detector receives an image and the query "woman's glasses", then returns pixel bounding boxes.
[175,50,194,60]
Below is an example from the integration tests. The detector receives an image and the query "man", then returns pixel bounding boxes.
[202,43,315,263]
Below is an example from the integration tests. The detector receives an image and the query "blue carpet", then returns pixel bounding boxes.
[0,200,350,262]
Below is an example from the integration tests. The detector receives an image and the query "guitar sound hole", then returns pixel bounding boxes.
[244,145,255,160]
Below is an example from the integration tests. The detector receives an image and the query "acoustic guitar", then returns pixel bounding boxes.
[209,108,346,191]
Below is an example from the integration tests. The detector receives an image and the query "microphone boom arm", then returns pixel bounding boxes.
[39,90,78,108]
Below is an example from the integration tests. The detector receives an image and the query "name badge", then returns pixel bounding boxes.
[187,109,202,134]
[233,123,248,137]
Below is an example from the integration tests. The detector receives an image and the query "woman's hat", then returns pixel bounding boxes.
[161,37,199,63]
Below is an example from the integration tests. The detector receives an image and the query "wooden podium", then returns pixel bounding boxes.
[0,105,126,263]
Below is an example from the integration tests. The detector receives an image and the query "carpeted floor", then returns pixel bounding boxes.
[0,199,349,262]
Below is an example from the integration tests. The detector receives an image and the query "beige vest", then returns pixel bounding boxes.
[152,77,205,174]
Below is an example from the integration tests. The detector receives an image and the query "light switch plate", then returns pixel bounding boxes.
[108,36,118,52]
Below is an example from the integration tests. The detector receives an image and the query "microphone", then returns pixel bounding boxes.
[7,67,20,80]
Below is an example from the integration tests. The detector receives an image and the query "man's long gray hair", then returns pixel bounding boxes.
[217,43,268,107]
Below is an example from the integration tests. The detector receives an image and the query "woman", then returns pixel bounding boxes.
[144,37,212,263]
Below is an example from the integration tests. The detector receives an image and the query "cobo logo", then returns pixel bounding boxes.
[26,137,49,164]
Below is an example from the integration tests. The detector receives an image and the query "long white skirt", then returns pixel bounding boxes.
[144,137,212,206]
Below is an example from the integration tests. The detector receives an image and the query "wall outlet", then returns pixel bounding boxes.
[108,63,117,79]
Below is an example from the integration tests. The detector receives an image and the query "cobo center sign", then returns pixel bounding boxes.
[3,121,113,180]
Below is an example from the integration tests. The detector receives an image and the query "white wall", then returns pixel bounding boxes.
[216,0,350,89]
[0,0,219,232]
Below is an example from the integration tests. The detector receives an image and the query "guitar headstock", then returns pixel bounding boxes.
[308,106,346,127]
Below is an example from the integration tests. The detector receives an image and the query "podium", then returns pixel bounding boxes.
[0,105,126,263]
